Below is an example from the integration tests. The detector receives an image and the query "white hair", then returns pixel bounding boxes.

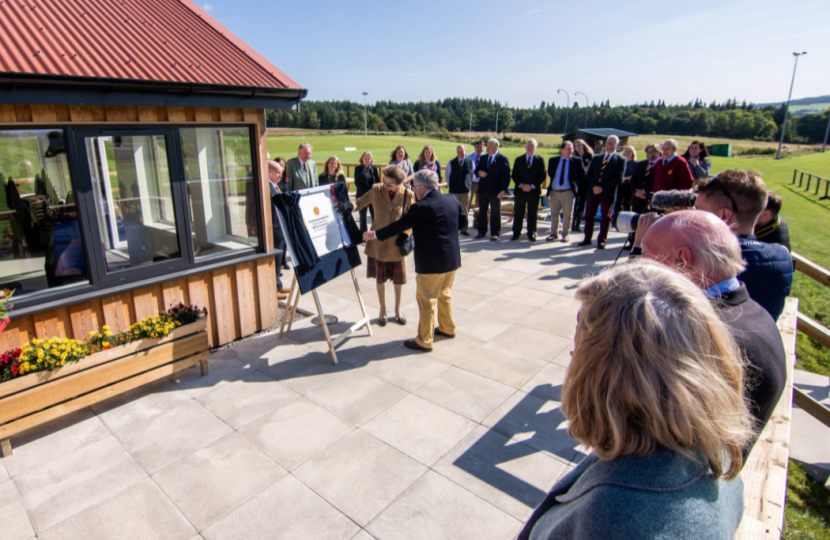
[414,169,439,191]
[526,138,538,147]
[607,135,620,145]
[488,138,500,148]
[298,142,313,151]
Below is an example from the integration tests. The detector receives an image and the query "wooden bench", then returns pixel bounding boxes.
[735,298,798,539]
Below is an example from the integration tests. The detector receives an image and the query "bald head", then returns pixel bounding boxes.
[641,210,745,288]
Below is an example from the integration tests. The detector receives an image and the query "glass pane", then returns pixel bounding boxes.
[180,127,259,260]
[84,135,180,272]
[0,129,89,297]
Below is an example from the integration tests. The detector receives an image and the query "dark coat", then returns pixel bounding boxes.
[475,153,512,196]
[546,156,584,196]
[712,283,786,455]
[511,154,547,195]
[447,157,475,194]
[586,152,626,201]
[737,234,793,321]
[354,165,380,197]
[755,216,791,253]
[374,190,466,274]
[318,173,346,186]
[630,159,657,195]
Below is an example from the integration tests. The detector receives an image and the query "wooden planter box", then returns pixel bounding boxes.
[0,318,210,456]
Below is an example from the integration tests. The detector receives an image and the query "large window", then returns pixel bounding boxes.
[181,128,259,260]
[0,130,89,297]
[0,125,264,310]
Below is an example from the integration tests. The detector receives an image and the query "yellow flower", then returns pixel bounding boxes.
[88,331,95,338]
[102,342,110,347]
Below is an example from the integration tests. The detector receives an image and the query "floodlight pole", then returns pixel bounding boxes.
[362,92,369,137]
[776,52,807,159]
[575,92,589,129]
[557,89,570,135]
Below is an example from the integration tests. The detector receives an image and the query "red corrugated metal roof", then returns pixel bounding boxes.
[0,0,301,90]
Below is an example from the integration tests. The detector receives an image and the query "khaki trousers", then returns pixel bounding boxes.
[451,192,472,232]
[549,190,576,237]
[415,271,457,349]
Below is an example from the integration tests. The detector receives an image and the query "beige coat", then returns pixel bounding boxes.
[354,184,415,262]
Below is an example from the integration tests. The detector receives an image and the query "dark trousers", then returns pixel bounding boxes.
[478,192,501,237]
[359,205,375,233]
[512,190,540,237]
[614,182,632,216]
[273,225,287,290]
[584,197,614,244]
[572,183,589,230]
[630,195,649,215]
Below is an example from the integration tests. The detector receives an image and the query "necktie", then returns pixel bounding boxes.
[558,160,565,187]
[663,159,668,166]
[527,155,532,168]
[600,154,609,182]
[488,155,494,167]
[302,162,307,171]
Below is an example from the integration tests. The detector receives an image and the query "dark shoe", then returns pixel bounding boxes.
[545,234,558,242]
[528,234,537,242]
[475,234,486,239]
[461,231,470,236]
[379,313,388,326]
[596,242,606,250]
[404,339,432,352]
[278,287,291,294]
[623,244,632,251]
[511,234,520,241]
[435,328,455,339]
[577,239,592,246]
[490,236,499,241]
[396,314,407,326]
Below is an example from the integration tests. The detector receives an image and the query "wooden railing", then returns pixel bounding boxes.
[792,169,830,201]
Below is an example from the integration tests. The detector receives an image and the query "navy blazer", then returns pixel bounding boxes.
[354,165,379,196]
[512,154,547,195]
[475,153,511,196]
[586,152,626,201]
[374,190,466,274]
[546,156,585,196]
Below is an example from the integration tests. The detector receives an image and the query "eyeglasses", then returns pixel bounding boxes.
[382,182,397,188]
[704,175,738,212]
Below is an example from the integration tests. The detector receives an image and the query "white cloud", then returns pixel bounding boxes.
[524,4,550,15]
[203,3,214,11]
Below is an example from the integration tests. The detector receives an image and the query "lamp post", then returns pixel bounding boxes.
[557,89,570,135]
[362,92,369,137]
[575,92,589,129]
[776,52,807,159]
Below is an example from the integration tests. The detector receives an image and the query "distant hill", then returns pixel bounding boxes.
[757,95,830,108]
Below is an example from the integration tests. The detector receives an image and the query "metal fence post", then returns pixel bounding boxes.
[806,175,812,191]
[817,178,822,195]
[793,169,798,184]
[800,172,805,187]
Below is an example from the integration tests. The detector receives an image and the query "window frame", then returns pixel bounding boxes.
[0,123,267,313]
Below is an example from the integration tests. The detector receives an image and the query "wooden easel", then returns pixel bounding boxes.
[278,269,372,364]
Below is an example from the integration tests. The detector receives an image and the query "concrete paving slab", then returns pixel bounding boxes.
[306,371,407,426]
[0,479,35,540]
[455,343,547,389]
[412,366,515,422]
[196,371,298,429]
[451,309,513,343]
[38,479,196,540]
[358,345,451,392]
[467,297,541,324]
[169,357,254,399]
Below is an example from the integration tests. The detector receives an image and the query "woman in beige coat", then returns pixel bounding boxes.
[353,165,415,326]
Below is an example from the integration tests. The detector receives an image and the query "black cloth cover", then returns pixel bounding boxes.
[272,191,321,276]
[333,181,363,247]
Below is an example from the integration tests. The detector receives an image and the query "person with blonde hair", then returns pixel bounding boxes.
[318,156,346,185]
[354,151,380,232]
[413,145,442,183]
[519,259,752,540]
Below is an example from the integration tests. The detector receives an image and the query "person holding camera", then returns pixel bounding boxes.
[578,135,626,249]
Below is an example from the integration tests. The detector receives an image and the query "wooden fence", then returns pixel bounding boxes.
[792,169,830,201]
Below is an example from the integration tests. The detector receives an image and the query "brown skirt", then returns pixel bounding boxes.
[367,257,407,285]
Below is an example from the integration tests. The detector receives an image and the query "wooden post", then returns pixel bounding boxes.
[312,289,338,364]
[200,359,209,376]
[0,438,11,457]
[792,169,797,184]
[278,275,298,338]
[286,283,301,333]
[350,269,372,338]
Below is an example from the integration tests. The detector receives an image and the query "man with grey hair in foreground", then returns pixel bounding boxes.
[286,142,318,191]
[632,209,786,453]
[364,170,467,352]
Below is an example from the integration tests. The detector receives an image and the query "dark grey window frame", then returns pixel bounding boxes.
[1,123,267,314]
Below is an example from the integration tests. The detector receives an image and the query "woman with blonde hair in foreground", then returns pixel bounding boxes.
[519,260,752,540]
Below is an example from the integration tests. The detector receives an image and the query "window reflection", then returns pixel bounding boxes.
[85,135,181,272]
[181,128,259,259]
[0,130,88,296]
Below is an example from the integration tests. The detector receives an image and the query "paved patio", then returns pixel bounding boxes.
[0,218,823,539]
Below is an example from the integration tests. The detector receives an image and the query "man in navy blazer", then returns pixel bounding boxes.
[511,138,547,241]
[366,170,467,352]
[474,138,511,241]
[579,135,626,249]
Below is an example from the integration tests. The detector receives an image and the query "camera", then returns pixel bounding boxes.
[613,189,698,234]
[615,211,656,234]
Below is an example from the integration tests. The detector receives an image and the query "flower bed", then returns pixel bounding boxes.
[0,304,210,457]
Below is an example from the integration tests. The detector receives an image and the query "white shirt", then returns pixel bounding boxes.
[603,151,617,161]
[663,154,677,165]
[471,151,484,183]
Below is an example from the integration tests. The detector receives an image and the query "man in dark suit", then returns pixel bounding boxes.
[546,141,585,243]
[268,161,291,300]
[632,210,786,454]
[474,138,511,241]
[365,170,467,352]
[629,143,661,215]
[511,138,547,241]
[578,135,626,249]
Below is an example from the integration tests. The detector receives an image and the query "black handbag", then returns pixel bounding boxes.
[396,190,414,257]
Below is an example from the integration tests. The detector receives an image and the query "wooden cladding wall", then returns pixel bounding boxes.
[0,257,280,350]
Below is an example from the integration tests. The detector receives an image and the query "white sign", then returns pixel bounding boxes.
[296,186,346,257]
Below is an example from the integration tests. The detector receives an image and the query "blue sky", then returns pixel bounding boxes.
[205,0,829,108]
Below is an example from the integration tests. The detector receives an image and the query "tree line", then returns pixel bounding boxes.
[266,97,829,144]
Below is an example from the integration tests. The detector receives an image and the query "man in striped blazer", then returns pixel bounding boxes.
[578,136,626,249]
